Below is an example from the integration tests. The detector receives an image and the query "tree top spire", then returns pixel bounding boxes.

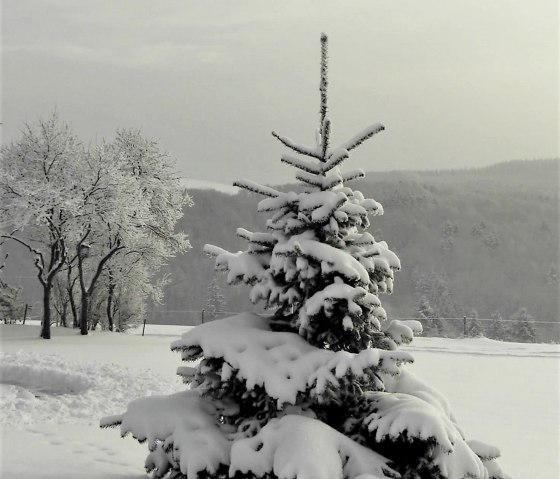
[319,33,329,130]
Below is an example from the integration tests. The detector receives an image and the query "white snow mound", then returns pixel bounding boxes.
[0,353,93,395]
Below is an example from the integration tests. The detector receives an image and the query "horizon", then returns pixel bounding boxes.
[181,157,559,190]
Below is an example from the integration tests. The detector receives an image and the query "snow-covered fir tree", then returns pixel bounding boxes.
[205,278,226,321]
[467,309,484,338]
[102,34,507,479]
[416,295,443,337]
[509,307,536,343]
[487,311,506,341]
[417,295,432,317]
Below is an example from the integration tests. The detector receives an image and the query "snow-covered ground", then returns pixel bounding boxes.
[0,322,558,479]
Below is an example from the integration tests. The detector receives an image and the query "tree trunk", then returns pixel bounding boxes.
[67,265,78,328]
[80,291,88,335]
[106,281,115,332]
[77,242,89,336]
[60,300,68,327]
[70,293,78,328]
[40,284,52,339]
[77,235,123,335]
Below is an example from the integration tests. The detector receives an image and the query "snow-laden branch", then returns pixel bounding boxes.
[271,131,322,160]
[171,313,413,405]
[233,179,280,198]
[382,319,422,348]
[297,279,384,333]
[83,241,124,296]
[339,123,385,152]
[280,154,321,175]
[298,191,348,224]
[203,244,229,257]
[376,370,504,479]
[1,234,48,285]
[100,390,232,479]
[320,173,344,191]
[257,191,299,212]
[274,234,370,286]
[295,171,324,189]
[323,148,350,173]
[230,415,397,479]
[236,228,277,247]
[341,169,365,183]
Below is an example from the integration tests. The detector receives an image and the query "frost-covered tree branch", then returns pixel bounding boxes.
[1,116,191,337]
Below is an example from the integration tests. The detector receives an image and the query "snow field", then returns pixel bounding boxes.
[0,323,558,479]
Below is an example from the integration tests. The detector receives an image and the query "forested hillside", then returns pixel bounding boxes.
[164,159,559,333]
[2,159,558,337]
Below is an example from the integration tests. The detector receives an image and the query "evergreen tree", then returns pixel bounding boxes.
[439,220,458,253]
[416,295,444,337]
[102,34,506,479]
[467,308,484,338]
[417,295,433,318]
[488,311,507,341]
[413,269,459,320]
[205,277,226,321]
[509,307,536,343]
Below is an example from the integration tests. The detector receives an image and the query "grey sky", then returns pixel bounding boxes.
[2,0,558,185]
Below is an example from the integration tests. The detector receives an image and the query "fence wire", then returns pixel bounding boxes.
[3,303,558,343]
[146,310,559,343]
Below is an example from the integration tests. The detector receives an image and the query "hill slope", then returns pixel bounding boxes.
[164,159,559,334]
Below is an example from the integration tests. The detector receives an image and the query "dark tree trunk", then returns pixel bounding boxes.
[67,265,78,328]
[60,300,68,327]
[3,231,66,339]
[107,281,115,332]
[80,291,88,335]
[77,234,123,336]
[70,292,78,328]
[40,284,52,339]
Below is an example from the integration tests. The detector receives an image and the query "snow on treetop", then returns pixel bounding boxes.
[270,122,385,177]
[171,313,413,406]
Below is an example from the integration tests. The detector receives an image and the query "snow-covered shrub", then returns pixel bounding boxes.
[102,34,507,479]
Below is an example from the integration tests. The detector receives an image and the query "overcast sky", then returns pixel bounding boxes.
[2,0,558,185]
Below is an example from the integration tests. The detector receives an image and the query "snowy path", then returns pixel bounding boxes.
[1,323,558,478]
